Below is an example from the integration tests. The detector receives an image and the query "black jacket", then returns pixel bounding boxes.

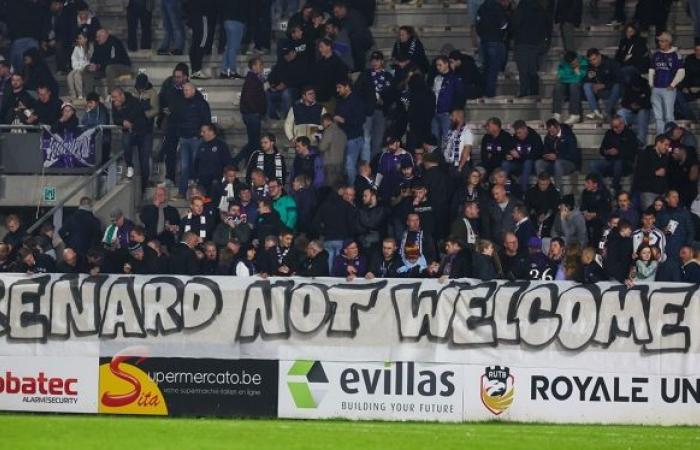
[22,48,59,96]
[583,55,620,89]
[620,75,652,112]
[59,209,102,256]
[599,127,639,161]
[481,130,517,169]
[513,127,544,161]
[173,93,211,138]
[7,0,50,41]
[476,0,510,43]
[633,146,669,194]
[91,35,131,69]
[313,193,360,241]
[312,54,349,102]
[126,248,160,275]
[514,218,537,251]
[268,56,308,91]
[240,71,267,115]
[255,211,284,241]
[32,96,63,126]
[169,243,200,275]
[526,184,561,219]
[112,93,149,136]
[438,249,473,279]
[194,138,233,182]
[367,252,402,278]
[512,0,552,46]
[553,0,582,26]
[298,251,330,277]
[603,229,633,283]
[0,88,35,124]
[139,204,181,245]
[614,35,649,73]
[500,250,530,280]
[217,0,251,23]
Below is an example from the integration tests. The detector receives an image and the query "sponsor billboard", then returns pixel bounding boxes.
[464,366,700,425]
[99,349,277,417]
[278,360,463,421]
[0,356,97,413]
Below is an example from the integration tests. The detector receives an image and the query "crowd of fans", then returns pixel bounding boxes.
[0,0,700,284]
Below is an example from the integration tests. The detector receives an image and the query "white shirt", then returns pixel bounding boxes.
[443,125,474,166]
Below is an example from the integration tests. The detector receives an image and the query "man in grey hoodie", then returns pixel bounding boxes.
[552,194,588,246]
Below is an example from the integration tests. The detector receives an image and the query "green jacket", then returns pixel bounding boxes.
[557,56,588,84]
[273,195,298,230]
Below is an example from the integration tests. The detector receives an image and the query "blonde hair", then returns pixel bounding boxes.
[658,32,672,43]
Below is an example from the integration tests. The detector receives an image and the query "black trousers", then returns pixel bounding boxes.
[189,14,216,72]
[245,0,272,49]
[161,126,178,183]
[127,4,153,50]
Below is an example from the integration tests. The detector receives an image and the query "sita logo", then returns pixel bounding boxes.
[287,361,329,409]
[480,366,515,416]
[98,347,167,415]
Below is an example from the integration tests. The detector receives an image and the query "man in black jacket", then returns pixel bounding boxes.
[313,185,360,270]
[591,115,639,192]
[333,1,374,72]
[139,186,181,249]
[267,47,307,119]
[476,0,510,98]
[59,197,102,257]
[512,204,537,251]
[633,135,670,210]
[506,120,543,193]
[618,74,652,145]
[194,123,232,195]
[580,173,612,245]
[511,0,551,97]
[24,85,61,126]
[257,229,300,276]
[429,237,473,280]
[525,172,561,237]
[174,82,211,196]
[85,29,132,93]
[298,240,330,277]
[169,232,200,275]
[365,237,402,279]
[500,232,530,279]
[313,38,349,112]
[158,64,189,186]
[480,117,516,175]
[237,57,267,168]
[603,220,633,283]
[583,48,621,120]
[112,88,150,186]
[0,73,35,125]
[47,0,77,73]
[448,50,483,100]
[552,0,581,52]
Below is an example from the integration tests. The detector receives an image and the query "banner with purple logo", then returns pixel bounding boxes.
[41,127,98,169]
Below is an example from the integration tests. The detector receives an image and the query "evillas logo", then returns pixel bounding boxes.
[98,347,167,415]
[481,366,515,415]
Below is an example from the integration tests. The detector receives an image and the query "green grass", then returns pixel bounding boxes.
[1,414,699,450]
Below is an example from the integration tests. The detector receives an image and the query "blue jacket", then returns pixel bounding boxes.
[543,124,580,168]
[335,91,365,139]
[657,206,695,261]
[433,72,465,114]
[174,93,211,138]
[290,149,325,189]
[194,137,233,181]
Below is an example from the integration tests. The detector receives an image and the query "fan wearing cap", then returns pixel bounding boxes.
[51,103,80,136]
[375,136,414,201]
[123,242,159,275]
[552,194,588,246]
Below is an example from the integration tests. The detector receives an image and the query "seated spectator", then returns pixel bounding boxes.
[366,238,402,279]
[22,48,59,96]
[552,194,588,246]
[580,173,612,244]
[506,120,543,193]
[290,136,324,190]
[525,172,561,237]
[194,123,232,195]
[583,48,621,121]
[3,214,27,257]
[427,237,473,280]
[581,246,608,283]
[0,243,17,273]
[267,47,306,120]
[526,236,555,280]
[669,145,700,207]
[500,232,530,280]
[603,219,634,283]
[169,232,200,276]
[331,239,367,280]
[657,190,695,281]
[67,33,93,102]
[665,122,698,157]
[633,135,670,210]
[391,26,430,81]
[182,195,215,242]
[591,115,638,192]
[17,247,56,274]
[472,239,503,279]
[490,168,523,201]
[85,29,132,93]
[258,229,300,276]
[246,133,287,185]
[213,203,253,248]
[547,237,566,279]
[553,51,587,125]
[649,32,685,133]
[448,50,483,101]
[25,85,62,126]
[140,186,181,248]
[250,169,270,201]
[103,208,134,250]
[268,178,298,231]
[0,74,35,125]
[483,185,517,244]
[676,44,700,122]
[613,191,640,228]
[298,240,330,277]
[480,117,515,176]
[52,103,80,136]
[536,119,580,191]
[680,245,700,283]
[618,74,652,146]
[613,24,649,85]
[58,197,102,257]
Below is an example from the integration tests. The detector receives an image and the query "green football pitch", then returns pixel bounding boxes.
[2,414,700,450]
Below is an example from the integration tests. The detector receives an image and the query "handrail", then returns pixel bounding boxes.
[0,124,120,130]
[25,126,125,234]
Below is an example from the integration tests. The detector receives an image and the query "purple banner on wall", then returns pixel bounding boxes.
[41,128,97,169]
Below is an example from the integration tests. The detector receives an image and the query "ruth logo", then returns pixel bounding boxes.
[480,366,514,416]
[286,361,328,409]
[98,347,167,415]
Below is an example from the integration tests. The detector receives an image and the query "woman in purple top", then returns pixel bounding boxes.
[649,32,686,134]
[331,240,367,279]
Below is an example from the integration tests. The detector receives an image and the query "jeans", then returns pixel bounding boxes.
[127,4,152,51]
[480,41,506,97]
[159,0,184,52]
[266,88,297,120]
[10,38,38,73]
[552,83,582,115]
[221,20,246,74]
[363,110,386,158]
[502,159,534,193]
[190,14,216,72]
[247,0,272,50]
[514,44,541,96]
[324,240,344,272]
[590,158,630,192]
[431,112,451,148]
[178,137,201,195]
[651,87,676,134]
[583,82,621,117]
[234,113,262,167]
[344,136,365,182]
[535,159,577,192]
[122,132,151,188]
[618,65,640,86]
[617,107,650,146]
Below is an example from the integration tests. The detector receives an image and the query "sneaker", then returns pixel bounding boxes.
[552,113,561,122]
[564,114,581,125]
[253,47,270,55]
[606,20,622,26]
[585,110,604,120]
[191,70,211,80]
[126,166,134,179]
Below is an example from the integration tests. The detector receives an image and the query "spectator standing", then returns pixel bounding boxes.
[580,173,612,245]
[158,0,185,55]
[267,47,307,119]
[169,232,200,275]
[448,50,484,100]
[126,0,154,52]
[633,135,670,210]
[85,29,132,93]
[614,191,640,227]
[552,194,588,246]
[552,51,587,125]
[134,73,159,181]
[158,64,189,187]
[6,0,48,73]
[391,26,430,81]
[443,109,474,178]
[313,186,360,270]
[0,74,35,125]
[669,146,699,207]
[268,179,298,230]
[218,0,250,78]
[58,197,102,257]
[657,190,695,281]
[431,56,465,145]
[632,209,666,255]
[375,137,414,202]
[112,88,149,184]
[194,123,232,194]
[335,78,366,182]
[591,115,638,192]
[676,44,700,122]
[23,85,60,126]
[680,245,700,283]
[525,172,561,237]
[511,0,551,97]
[246,0,272,55]
[246,133,287,184]
[187,0,217,79]
[333,1,374,72]
[476,0,510,98]
[583,48,621,121]
[75,4,102,42]
[238,57,267,168]
[649,32,685,133]
[47,0,76,74]
[140,186,181,248]
[512,204,537,251]
[536,119,581,191]
[313,38,350,113]
[173,83,211,196]
[22,48,59,96]
[483,185,516,243]
[319,113,347,186]
[357,51,393,158]
[552,0,582,52]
